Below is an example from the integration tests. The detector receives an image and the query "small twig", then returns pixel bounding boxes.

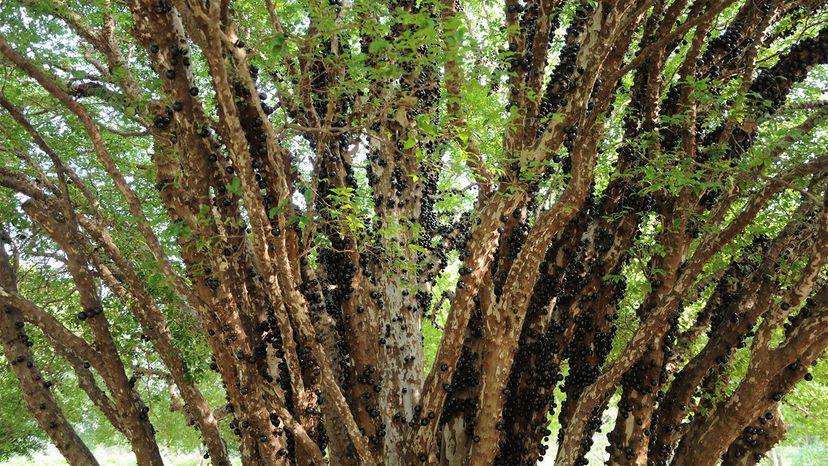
[782,400,809,417]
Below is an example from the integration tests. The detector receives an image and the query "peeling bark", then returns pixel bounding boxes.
[1,1,828,465]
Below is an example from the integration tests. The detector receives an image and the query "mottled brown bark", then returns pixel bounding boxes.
[0,238,99,466]
[672,197,828,466]
[0,86,232,465]
[722,406,786,466]
[651,210,815,463]
[22,202,163,466]
[2,1,828,466]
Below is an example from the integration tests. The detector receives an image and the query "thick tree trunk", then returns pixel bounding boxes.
[3,1,828,466]
[606,346,663,466]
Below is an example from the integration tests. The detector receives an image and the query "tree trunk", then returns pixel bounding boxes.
[721,406,786,466]
[0,239,99,466]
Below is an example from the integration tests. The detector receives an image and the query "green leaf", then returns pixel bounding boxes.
[369,39,390,54]
[409,243,428,254]
[226,177,242,196]
[267,33,286,56]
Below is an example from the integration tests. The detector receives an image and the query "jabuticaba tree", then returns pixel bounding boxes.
[1,0,828,464]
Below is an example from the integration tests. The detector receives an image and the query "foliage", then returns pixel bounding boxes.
[0,0,827,464]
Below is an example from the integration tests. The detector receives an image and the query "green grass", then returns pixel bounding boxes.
[4,442,827,465]
[1,446,241,466]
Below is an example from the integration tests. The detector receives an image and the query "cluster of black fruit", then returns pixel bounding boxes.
[618,319,671,397]
[438,300,485,443]
[563,308,609,384]
[558,404,605,466]
[364,147,383,192]
[412,66,440,110]
[8,318,34,350]
[751,26,828,114]
[617,173,655,213]
[536,5,590,132]
[410,147,437,230]
[504,211,530,266]
[783,296,814,339]
[701,21,745,79]
[505,2,535,76]
[304,141,361,387]
[609,334,672,461]
[77,305,103,321]
[496,236,570,465]
[416,162,445,290]
[658,85,696,154]
[660,314,680,366]
[149,44,193,129]
[496,330,563,465]
[488,204,527,293]
[726,420,775,464]
[262,311,292,391]
[298,344,329,451]
[707,237,769,337]
[308,40,334,119]
[152,0,172,15]
[353,364,387,446]
[232,73,276,212]
[154,107,174,130]
[256,311,302,460]
[304,274,352,388]
[318,239,355,299]
[201,266,221,290]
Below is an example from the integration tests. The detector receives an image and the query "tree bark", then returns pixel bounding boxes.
[0,237,99,466]
[721,406,787,466]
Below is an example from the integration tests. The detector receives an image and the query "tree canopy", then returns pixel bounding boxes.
[0,0,827,465]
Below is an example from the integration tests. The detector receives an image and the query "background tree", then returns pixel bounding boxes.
[0,0,828,465]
